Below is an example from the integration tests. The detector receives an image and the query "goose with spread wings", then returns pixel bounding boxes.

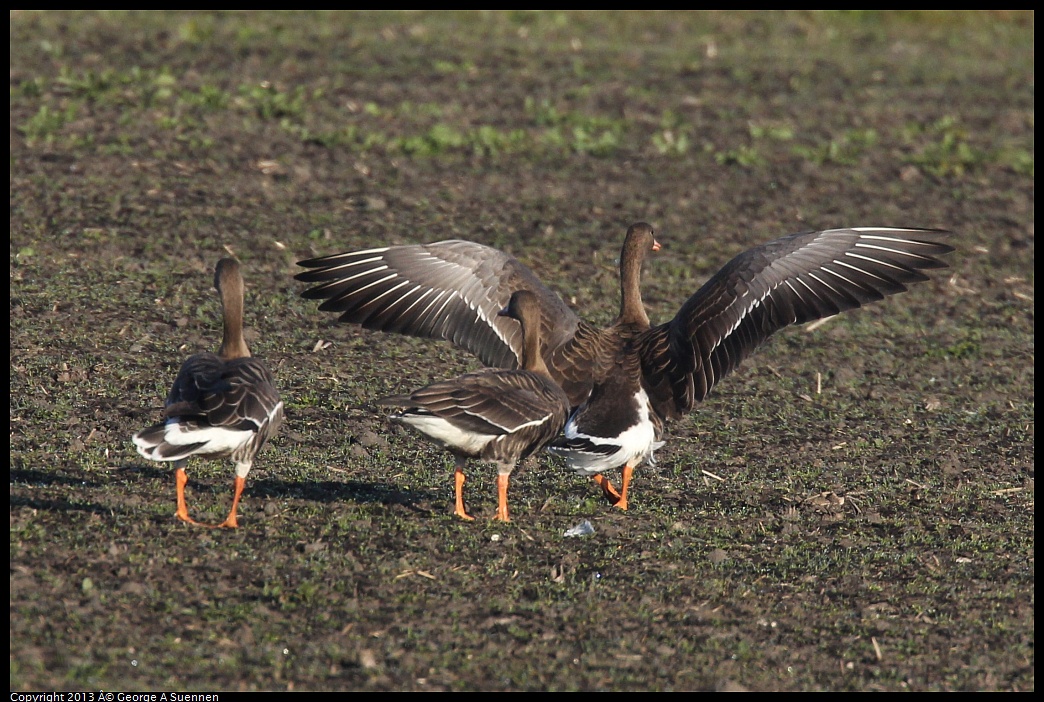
[297,223,953,510]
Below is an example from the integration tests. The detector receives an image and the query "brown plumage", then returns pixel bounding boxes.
[299,224,953,510]
[133,258,283,528]
[377,290,570,522]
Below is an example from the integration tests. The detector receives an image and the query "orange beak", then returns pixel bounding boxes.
[652,239,662,252]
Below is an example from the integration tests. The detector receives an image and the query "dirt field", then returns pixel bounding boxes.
[10,11,1033,691]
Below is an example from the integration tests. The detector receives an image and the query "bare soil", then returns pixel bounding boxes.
[10,11,1033,691]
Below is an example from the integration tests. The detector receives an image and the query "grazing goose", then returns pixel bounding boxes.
[378,290,570,522]
[298,223,953,510]
[133,258,284,528]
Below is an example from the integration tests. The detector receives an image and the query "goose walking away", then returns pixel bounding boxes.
[133,258,284,528]
[297,223,953,510]
[377,290,570,522]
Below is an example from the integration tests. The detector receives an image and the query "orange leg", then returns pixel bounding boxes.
[592,473,622,504]
[612,464,635,511]
[174,467,203,526]
[454,462,475,521]
[494,473,511,522]
[216,476,247,529]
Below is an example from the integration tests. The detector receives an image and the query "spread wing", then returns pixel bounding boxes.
[637,227,954,419]
[296,240,580,370]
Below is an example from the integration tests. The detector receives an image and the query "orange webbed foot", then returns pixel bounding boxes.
[493,473,511,522]
[213,476,246,528]
[453,463,474,521]
[609,464,634,512]
[174,467,207,526]
[592,473,622,504]
[175,509,207,526]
